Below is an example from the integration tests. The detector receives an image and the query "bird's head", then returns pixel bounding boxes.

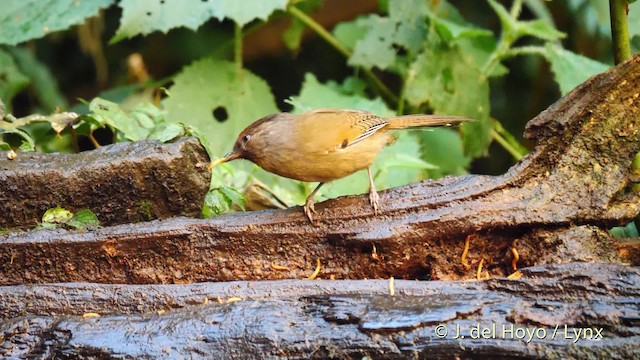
[208,113,280,170]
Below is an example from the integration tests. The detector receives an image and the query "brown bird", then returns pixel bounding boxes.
[210,109,472,222]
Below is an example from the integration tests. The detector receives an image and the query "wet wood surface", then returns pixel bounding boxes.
[1,55,639,285]
[1,263,638,358]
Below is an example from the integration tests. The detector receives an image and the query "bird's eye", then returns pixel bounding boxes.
[242,134,251,143]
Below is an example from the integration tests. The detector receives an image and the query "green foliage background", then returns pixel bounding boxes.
[0,0,637,222]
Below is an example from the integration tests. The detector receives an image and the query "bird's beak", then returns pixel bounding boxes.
[208,151,241,171]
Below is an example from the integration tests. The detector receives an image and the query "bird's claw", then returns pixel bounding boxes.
[369,189,380,215]
[303,198,317,224]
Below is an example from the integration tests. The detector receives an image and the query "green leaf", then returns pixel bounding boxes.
[335,0,429,71]
[419,128,470,178]
[68,209,100,230]
[147,123,186,142]
[283,19,306,53]
[610,221,639,238]
[0,0,113,45]
[1,128,36,152]
[219,186,247,211]
[282,0,323,52]
[290,73,393,116]
[0,48,30,107]
[489,0,565,43]
[202,189,231,217]
[487,0,516,34]
[333,19,368,50]
[515,19,566,41]
[88,98,159,141]
[543,44,609,95]
[424,0,492,42]
[113,0,287,42]
[42,206,73,224]
[405,39,491,158]
[4,47,68,112]
[383,152,438,170]
[162,58,278,157]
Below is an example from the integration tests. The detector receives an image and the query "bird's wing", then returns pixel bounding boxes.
[301,109,389,150]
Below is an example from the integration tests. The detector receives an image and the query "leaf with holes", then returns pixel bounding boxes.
[162,58,278,157]
[112,0,288,42]
[405,37,491,158]
[334,0,428,71]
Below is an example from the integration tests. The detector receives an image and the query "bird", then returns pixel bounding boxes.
[209,108,472,223]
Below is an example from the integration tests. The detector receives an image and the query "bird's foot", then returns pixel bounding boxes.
[369,189,380,215]
[303,197,317,224]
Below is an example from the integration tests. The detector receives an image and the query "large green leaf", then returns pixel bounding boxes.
[162,58,278,157]
[334,0,428,71]
[543,44,609,95]
[405,38,491,158]
[0,0,113,45]
[113,0,287,42]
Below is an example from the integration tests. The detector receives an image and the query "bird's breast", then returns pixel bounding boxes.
[251,131,393,182]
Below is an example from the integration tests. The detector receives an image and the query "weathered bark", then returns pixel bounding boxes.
[0,137,210,229]
[1,57,639,285]
[1,263,638,359]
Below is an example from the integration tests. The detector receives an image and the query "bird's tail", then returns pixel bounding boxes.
[385,114,473,129]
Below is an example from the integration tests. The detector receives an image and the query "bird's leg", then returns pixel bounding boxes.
[367,167,380,214]
[304,182,325,223]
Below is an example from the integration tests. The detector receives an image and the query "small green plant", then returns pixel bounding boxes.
[37,206,100,230]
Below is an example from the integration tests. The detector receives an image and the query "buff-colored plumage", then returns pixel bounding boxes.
[212,108,472,222]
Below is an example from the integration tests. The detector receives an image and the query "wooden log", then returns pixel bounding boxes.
[1,55,639,284]
[0,137,210,230]
[0,263,638,358]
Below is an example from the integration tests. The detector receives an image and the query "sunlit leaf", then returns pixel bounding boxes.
[0,0,113,45]
[543,44,609,95]
[113,0,287,42]
[42,206,73,224]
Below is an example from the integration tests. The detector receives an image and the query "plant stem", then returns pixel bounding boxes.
[88,132,101,148]
[287,6,398,105]
[509,0,524,18]
[491,119,528,161]
[287,6,350,57]
[610,0,631,64]
[234,23,243,77]
[502,45,547,59]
